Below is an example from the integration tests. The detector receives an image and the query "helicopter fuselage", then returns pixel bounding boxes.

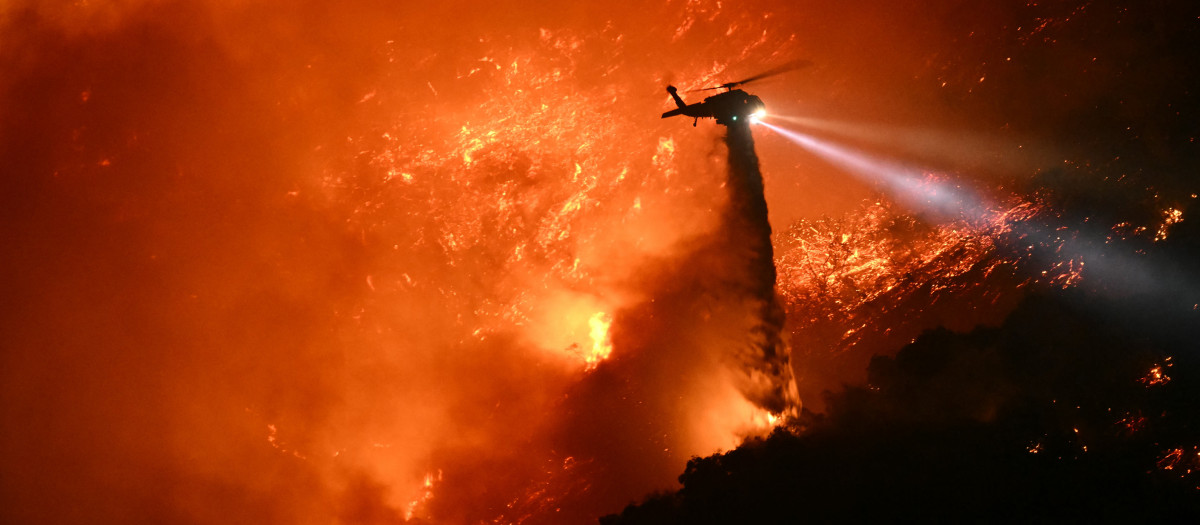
[661,86,765,126]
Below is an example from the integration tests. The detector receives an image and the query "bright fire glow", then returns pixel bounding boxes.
[1141,360,1173,387]
[1156,207,1184,242]
[8,2,1182,523]
[405,469,443,520]
[1155,445,1200,479]
[586,312,614,369]
[774,192,1080,361]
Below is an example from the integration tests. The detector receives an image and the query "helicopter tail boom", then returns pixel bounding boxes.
[666,85,687,109]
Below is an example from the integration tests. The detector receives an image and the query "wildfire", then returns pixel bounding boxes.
[775,192,1067,355]
[1155,207,1184,242]
[1140,360,1173,387]
[1156,446,1200,481]
[1115,412,1147,436]
[1159,448,1185,470]
[586,312,614,369]
[405,469,443,521]
[7,0,1200,523]
[307,8,811,521]
[1109,206,1187,244]
[1139,356,1174,388]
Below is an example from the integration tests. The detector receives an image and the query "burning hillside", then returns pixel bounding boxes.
[2,0,1198,524]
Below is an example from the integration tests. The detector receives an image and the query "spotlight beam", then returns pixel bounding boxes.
[756,120,983,221]
[756,120,1200,302]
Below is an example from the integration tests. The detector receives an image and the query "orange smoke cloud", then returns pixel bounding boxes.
[2,0,1102,522]
[0,1,819,523]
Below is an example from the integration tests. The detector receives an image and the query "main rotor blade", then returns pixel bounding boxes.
[727,59,813,87]
[681,59,813,93]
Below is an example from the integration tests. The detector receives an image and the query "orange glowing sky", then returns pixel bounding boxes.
[3,1,1190,524]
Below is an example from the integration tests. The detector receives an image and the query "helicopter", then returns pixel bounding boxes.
[661,60,810,127]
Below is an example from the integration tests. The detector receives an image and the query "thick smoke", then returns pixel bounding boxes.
[0,1,810,523]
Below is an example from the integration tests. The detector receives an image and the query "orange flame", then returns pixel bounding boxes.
[586,312,614,370]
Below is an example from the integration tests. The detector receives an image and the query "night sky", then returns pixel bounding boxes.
[2,1,1199,523]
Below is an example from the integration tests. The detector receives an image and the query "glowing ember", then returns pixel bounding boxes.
[1141,359,1173,387]
[1116,413,1147,435]
[1154,447,1200,480]
[1159,448,1185,470]
[1155,207,1184,242]
[265,424,307,460]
